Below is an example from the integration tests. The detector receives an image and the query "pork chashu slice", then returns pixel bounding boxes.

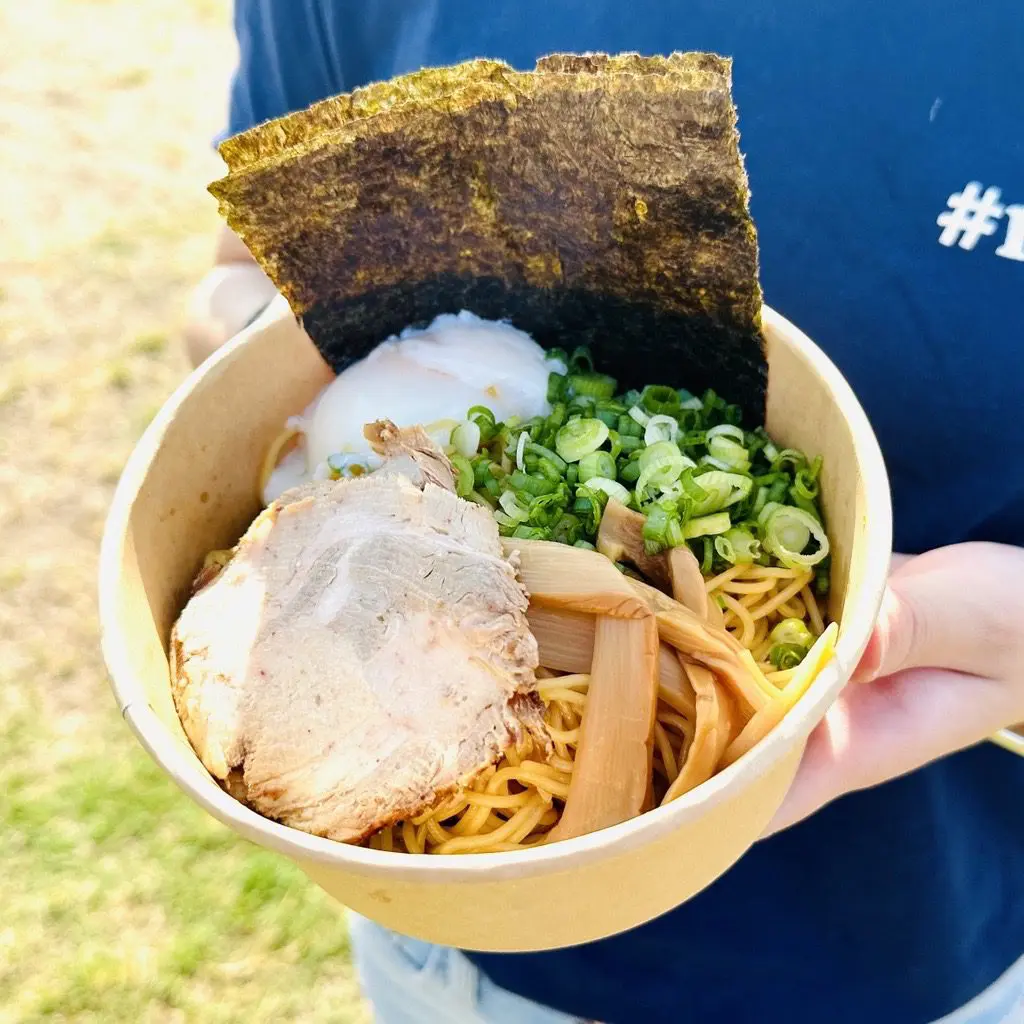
[170,425,543,843]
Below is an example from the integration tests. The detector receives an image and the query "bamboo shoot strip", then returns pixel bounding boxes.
[548,613,659,841]
[661,658,722,803]
[527,603,696,719]
[503,538,649,619]
[667,545,710,619]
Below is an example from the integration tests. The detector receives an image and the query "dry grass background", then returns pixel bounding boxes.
[0,2,368,1019]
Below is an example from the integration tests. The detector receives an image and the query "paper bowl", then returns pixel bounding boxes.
[99,296,891,952]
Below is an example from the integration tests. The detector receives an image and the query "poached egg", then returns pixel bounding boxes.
[264,312,563,503]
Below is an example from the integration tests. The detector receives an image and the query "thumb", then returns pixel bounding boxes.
[853,549,1004,684]
[852,585,922,683]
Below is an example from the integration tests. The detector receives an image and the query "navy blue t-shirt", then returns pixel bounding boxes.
[222,3,1024,1021]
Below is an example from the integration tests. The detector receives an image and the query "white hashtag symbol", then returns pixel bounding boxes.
[937,182,1006,249]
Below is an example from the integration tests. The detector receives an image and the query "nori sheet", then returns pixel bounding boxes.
[209,52,768,418]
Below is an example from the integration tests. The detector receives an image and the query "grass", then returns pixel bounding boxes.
[0,2,368,1020]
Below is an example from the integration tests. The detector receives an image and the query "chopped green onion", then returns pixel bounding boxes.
[509,470,559,496]
[714,526,762,564]
[697,537,714,573]
[617,415,644,439]
[682,512,732,539]
[528,491,569,527]
[636,441,688,496]
[567,372,617,400]
[450,454,475,497]
[706,424,745,443]
[619,459,641,484]
[761,505,830,568]
[451,420,482,458]
[555,418,609,463]
[815,560,831,595]
[526,442,567,473]
[627,405,651,428]
[572,488,604,533]
[770,618,815,648]
[568,346,594,374]
[771,449,806,473]
[512,525,550,540]
[769,643,807,670]
[578,450,616,483]
[585,477,631,505]
[689,471,753,516]
[514,429,529,470]
[498,490,530,522]
[640,385,681,415]
[644,414,681,445]
[551,513,583,545]
[706,425,751,471]
[440,348,826,572]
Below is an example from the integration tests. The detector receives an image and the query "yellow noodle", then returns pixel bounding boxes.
[718,592,757,647]
[750,572,815,620]
[704,565,745,592]
[751,616,770,650]
[803,585,826,635]
[720,578,777,595]
[777,597,807,619]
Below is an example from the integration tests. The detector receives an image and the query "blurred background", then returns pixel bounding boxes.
[0,2,368,1020]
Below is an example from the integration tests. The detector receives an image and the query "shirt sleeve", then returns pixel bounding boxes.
[217,0,349,144]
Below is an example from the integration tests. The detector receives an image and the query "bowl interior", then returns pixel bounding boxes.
[99,298,891,944]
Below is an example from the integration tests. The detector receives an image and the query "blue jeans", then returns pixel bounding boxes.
[348,914,589,1023]
[350,914,1024,1024]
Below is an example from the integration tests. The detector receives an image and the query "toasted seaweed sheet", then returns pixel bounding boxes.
[210,52,768,417]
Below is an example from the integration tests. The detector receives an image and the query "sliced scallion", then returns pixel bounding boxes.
[682,511,732,539]
[762,505,830,568]
[714,526,762,564]
[627,405,651,428]
[578,450,617,483]
[770,618,815,648]
[498,490,530,522]
[689,471,753,516]
[636,441,688,496]
[769,643,807,670]
[644,414,681,446]
[555,418,609,463]
[450,454,475,497]
[451,420,481,458]
[585,477,632,505]
[567,372,617,400]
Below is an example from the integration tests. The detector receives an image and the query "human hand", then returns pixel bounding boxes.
[765,542,1024,836]
[183,262,279,368]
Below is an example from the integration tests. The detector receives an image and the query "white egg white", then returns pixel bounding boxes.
[263,312,565,503]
